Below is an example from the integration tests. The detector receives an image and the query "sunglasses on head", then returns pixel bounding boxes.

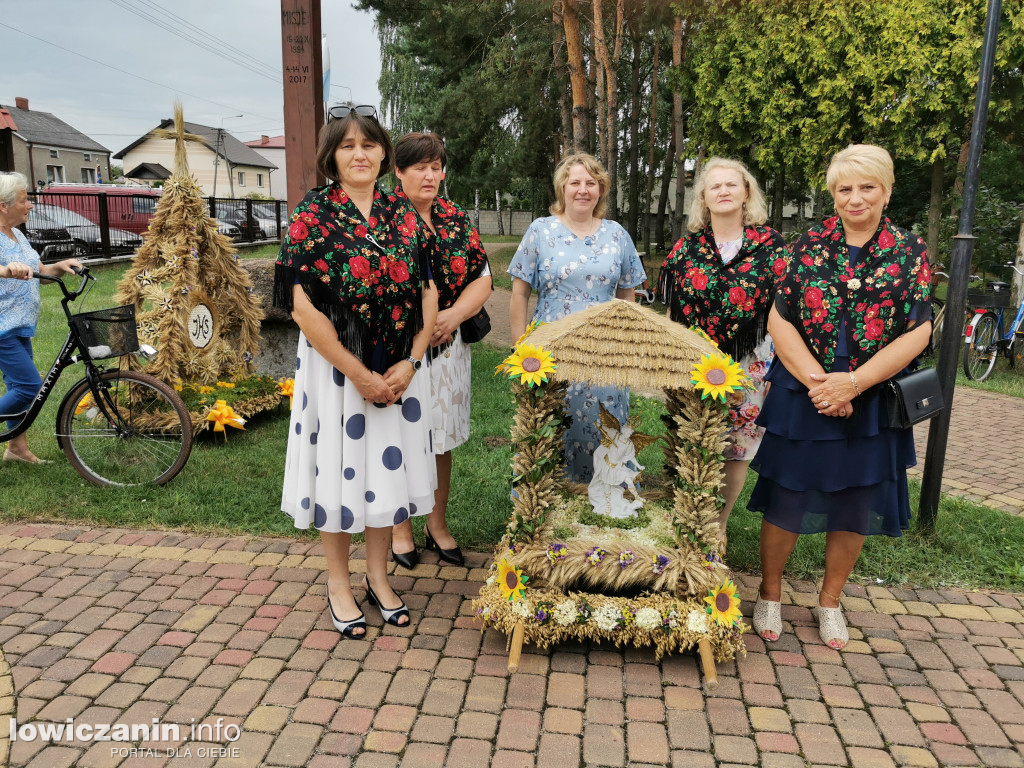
[328,104,378,121]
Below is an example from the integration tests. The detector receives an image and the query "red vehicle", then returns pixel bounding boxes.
[39,184,161,236]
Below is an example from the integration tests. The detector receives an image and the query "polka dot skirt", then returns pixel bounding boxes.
[281,333,437,533]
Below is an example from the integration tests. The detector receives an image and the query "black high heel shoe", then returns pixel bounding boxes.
[424,529,464,567]
[363,578,410,626]
[327,594,366,638]
[391,545,419,570]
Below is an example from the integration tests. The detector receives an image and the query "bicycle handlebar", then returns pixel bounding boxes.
[27,266,94,301]
[1004,262,1024,277]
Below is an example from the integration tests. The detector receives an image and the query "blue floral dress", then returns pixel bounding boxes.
[508,216,646,482]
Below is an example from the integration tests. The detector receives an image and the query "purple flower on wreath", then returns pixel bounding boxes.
[547,543,568,566]
[618,551,635,569]
[704,550,722,570]
[535,601,553,625]
[652,554,670,574]
[585,546,607,566]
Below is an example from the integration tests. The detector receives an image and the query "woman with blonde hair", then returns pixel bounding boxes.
[749,144,931,650]
[508,152,646,481]
[658,157,786,551]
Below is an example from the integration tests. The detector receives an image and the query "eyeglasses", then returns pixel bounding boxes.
[327,104,378,122]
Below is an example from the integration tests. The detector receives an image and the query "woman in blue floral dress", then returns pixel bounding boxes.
[508,153,646,482]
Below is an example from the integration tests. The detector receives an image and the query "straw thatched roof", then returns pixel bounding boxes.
[523,299,721,389]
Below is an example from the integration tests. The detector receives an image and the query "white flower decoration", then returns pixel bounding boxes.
[553,600,577,626]
[486,575,496,587]
[593,605,622,632]
[687,610,709,634]
[510,600,533,619]
[635,607,662,631]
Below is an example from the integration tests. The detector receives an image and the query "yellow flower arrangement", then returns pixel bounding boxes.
[515,319,543,346]
[216,381,236,389]
[496,558,528,602]
[704,579,742,628]
[206,399,246,440]
[690,353,748,402]
[499,344,556,388]
[277,378,295,409]
[198,385,215,394]
[74,393,95,417]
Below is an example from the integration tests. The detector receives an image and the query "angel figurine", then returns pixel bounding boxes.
[588,404,658,519]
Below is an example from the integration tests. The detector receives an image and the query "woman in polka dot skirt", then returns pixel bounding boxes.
[273,106,438,638]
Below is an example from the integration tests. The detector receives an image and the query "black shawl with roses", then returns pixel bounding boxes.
[657,225,787,360]
[775,216,931,371]
[391,186,490,311]
[272,182,430,370]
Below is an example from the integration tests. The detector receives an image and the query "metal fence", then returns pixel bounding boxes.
[24,190,286,262]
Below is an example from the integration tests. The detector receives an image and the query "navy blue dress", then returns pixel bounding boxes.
[747,247,917,538]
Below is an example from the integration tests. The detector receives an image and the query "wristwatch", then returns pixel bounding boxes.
[405,356,421,370]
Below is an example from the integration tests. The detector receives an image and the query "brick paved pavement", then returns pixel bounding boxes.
[0,524,1022,767]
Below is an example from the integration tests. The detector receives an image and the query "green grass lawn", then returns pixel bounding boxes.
[4,264,1024,591]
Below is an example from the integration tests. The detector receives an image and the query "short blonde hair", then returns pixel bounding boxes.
[0,171,29,207]
[826,144,894,197]
[687,158,767,233]
[549,153,611,219]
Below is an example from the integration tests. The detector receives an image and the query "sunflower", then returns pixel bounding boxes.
[501,344,556,388]
[690,353,748,402]
[515,319,543,346]
[496,558,528,601]
[704,579,742,628]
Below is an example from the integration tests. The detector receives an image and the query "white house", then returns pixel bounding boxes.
[244,135,286,201]
[115,120,277,198]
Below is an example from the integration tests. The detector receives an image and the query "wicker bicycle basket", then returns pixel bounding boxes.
[71,305,139,359]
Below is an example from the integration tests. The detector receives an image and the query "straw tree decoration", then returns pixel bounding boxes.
[117,102,263,391]
[474,301,751,678]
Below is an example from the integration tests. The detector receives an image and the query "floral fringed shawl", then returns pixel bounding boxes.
[774,216,931,371]
[391,186,490,311]
[658,225,786,360]
[272,183,430,369]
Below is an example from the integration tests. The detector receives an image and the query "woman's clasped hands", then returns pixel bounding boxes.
[807,372,857,419]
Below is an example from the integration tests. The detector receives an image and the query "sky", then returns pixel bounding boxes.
[0,0,382,157]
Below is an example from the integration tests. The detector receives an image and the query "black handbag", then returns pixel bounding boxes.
[459,307,491,343]
[883,367,945,429]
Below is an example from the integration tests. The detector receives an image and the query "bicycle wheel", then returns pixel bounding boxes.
[57,370,193,487]
[1010,331,1024,370]
[962,312,999,381]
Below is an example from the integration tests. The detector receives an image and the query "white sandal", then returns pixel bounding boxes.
[816,590,849,650]
[753,593,782,642]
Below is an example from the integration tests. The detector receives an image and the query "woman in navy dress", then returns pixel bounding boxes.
[508,153,646,482]
[273,107,437,638]
[749,145,932,650]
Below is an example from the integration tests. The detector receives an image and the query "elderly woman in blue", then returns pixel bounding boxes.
[508,153,646,482]
[0,172,82,464]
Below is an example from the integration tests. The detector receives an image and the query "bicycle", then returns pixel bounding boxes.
[923,264,981,358]
[962,262,1024,381]
[0,267,193,486]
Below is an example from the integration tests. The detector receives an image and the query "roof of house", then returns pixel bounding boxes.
[124,162,171,180]
[0,103,109,153]
[245,136,286,149]
[0,109,17,131]
[114,120,277,169]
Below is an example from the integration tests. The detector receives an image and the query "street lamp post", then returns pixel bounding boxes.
[918,0,1003,530]
[212,114,243,199]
